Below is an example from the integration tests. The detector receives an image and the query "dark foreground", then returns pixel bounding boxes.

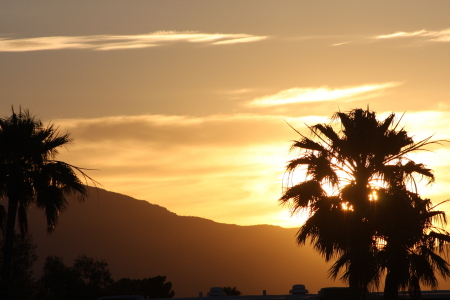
[168,290,450,300]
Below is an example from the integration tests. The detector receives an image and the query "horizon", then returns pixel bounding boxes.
[2,1,450,228]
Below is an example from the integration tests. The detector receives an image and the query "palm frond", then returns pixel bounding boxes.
[279,180,324,213]
[291,137,327,152]
[311,124,341,145]
[378,113,395,134]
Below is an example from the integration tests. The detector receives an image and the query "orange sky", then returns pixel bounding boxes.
[2,1,450,227]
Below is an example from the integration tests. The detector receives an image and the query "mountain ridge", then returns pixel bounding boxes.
[27,186,339,297]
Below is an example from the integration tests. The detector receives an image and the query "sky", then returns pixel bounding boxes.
[2,1,450,228]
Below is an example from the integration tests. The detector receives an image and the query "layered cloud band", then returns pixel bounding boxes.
[0,31,267,52]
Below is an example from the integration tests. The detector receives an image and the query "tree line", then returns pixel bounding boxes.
[2,233,174,300]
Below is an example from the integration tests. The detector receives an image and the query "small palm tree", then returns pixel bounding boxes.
[223,286,241,296]
[280,108,445,298]
[0,108,95,299]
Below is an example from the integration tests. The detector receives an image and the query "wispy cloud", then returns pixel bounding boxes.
[328,29,450,47]
[331,41,351,47]
[247,82,402,107]
[375,29,450,42]
[0,31,268,52]
[212,36,267,45]
[222,88,254,95]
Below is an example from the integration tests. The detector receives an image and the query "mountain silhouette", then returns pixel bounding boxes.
[27,187,341,297]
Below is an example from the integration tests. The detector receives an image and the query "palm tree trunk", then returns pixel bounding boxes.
[348,284,362,300]
[0,196,19,300]
[384,271,399,300]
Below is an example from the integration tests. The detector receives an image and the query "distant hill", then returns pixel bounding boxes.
[26,187,341,297]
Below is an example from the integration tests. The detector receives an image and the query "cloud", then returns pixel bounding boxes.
[221,88,254,95]
[375,28,450,42]
[247,82,402,107]
[212,36,267,45]
[331,41,351,47]
[328,29,450,47]
[0,31,268,52]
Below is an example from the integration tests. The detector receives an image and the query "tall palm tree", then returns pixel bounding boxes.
[0,108,95,300]
[280,108,441,298]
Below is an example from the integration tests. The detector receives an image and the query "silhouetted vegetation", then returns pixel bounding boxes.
[35,256,88,300]
[280,108,450,299]
[35,255,114,300]
[32,254,174,300]
[107,276,175,298]
[0,108,95,299]
[223,286,241,296]
[36,255,115,300]
[0,234,37,300]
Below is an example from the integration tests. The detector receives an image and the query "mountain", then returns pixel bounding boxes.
[27,187,340,297]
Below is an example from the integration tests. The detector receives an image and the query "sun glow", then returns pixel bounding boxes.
[341,202,354,211]
[369,190,378,201]
[276,210,310,228]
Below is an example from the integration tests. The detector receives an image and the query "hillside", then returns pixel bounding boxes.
[28,187,340,297]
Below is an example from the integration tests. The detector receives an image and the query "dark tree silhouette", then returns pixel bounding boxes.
[34,255,113,300]
[223,286,241,296]
[34,256,81,300]
[0,108,95,299]
[107,276,175,298]
[34,254,175,300]
[280,108,450,299]
[73,255,114,299]
[0,234,37,300]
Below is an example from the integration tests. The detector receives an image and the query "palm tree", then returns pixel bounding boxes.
[0,108,95,300]
[375,182,450,299]
[280,108,443,298]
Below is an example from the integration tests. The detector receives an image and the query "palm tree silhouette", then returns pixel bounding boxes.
[375,176,450,299]
[0,108,95,299]
[280,108,449,299]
